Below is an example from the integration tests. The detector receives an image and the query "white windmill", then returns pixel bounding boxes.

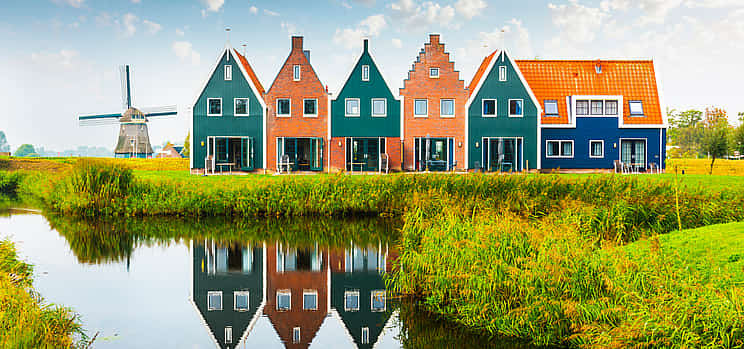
[78,65,177,158]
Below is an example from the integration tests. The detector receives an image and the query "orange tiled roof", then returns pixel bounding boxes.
[233,49,265,95]
[468,50,498,98]
[514,60,663,125]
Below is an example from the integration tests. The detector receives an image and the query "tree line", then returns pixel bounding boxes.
[667,107,744,173]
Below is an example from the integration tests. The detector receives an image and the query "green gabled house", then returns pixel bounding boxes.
[330,39,401,172]
[191,43,266,174]
[466,50,542,172]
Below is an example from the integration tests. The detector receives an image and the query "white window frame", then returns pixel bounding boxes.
[234,291,250,311]
[545,140,574,158]
[371,98,387,117]
[293,327,301,343]
[303,98,318,117]
[482,99,497,117]
[276,290,291,311]
[225,327,233,344]
[207,98,222,117]
[207,291,222,311]
[572,96,623,117]
[293,65,301,81]
[303,290,318,310]
[589,140,604,158]
[605,100,619,115]
[429,67,440,78]
[499,66,507,82]
[344,290,360,312]
[508,99,524,118]
[224,65,232,81]
[234,98,249,117]
[575,100,589,116]
[362,65,370,81]
[276,98,291,117]
[362,327,370,344]
[413,99,428,118]
[440,99,455,118]
[590,100,604,115]
[345,98,361,117]
[544,100,559,116]
[629,100,644,116]
[370,290,386,312]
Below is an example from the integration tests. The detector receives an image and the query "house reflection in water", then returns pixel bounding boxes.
[191,240,265,348]
[191,240,396,348]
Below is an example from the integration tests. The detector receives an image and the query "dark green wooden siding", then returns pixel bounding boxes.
[331,49,400,138]
[193,51,264,169]
[467,52,538,169]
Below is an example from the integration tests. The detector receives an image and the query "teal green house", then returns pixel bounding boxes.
[330,39,401,172]
[466,50,542,171]
[191,44,266,174]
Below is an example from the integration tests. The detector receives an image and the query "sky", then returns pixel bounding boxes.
[1,0,743,152]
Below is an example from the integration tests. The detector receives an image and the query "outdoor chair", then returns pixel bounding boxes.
[278,154,292,174]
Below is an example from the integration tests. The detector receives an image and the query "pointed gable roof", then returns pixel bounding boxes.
[467,50,497,98]
[332,39,397,100]
[191,43,267,110]
[266,36,326,95]
[465,50,541,115]
[515,60,664,126]
[234,49,265,95]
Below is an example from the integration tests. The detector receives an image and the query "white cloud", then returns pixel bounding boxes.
[341,1,352,9]
[53,0,84,8]
[547,0,606,43]
[390,0,456,29]
[121,13,138,37]
[172,41,201,66]
[175,28,185,36]
[203,0,224,12]
[455,0,486,19]
[333,14,387,49]
[143,19,162,35]
[31,49,81,69]
[353,0,376,5]
[280,21,298,36]
[392,38,402,48]
[636,0,684,24]
[249,6,258,14]
[264,9,280,16]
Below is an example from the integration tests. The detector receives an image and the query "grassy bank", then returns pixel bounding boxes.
[390,196,744,347]
[0,239,85,348]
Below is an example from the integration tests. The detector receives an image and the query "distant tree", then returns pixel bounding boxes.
[667,108,704,157]
[0,131,9,152]
[183,132,190,158]
[733,112,744,156]
[14,144,37,157]
[700,107,730,174]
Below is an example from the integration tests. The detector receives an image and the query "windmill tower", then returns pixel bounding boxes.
[78,65,177,158]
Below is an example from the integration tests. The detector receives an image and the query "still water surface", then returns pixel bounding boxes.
[0,210,508,349]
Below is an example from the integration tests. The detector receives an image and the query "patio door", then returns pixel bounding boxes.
[621,139,646,170]
[240,137,253,171]
[482,137,522,172]
[310,138,323,171]
[346,138,380,171]
[414,137,451,171]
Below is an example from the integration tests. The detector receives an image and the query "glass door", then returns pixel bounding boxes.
[240,137,253,171]
[310,137,323,171]
[621,139,646,171]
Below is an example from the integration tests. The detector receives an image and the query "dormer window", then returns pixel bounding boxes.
[629,101,644,116]
[362,65,370,81]
[293,65,301,81]
[429,67,439,78]
[224,65,232,81]
[499,66,507,81]
[591,101,603,115]
[605,101,618,115]
[545,100,558,116]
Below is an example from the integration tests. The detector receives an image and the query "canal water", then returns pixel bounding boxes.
[0,209,512,349]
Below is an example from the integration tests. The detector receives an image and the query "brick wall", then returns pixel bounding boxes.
[265,36,329,172]
[328,137,402,172]
[400,34,468,170]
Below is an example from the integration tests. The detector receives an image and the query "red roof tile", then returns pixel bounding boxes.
[468,50,497,98]
[514,60,663,125]
[233,49,265,96]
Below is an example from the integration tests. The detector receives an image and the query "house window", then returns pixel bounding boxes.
[371,290,385,312]
[344,290,360,311]
[293,327,301,343]
[629,101,644,115]
[372,99,387,117]
[234,98,249,116]
[605,100,618,115]
[576,100,589,115]
[440,99,454,117]
[234,291,249,311]
[362,65,370,81]
[590,140,604,158]
[509,99,523,117]
[208,291,222,311]
[414,99,428,117]
[224,65,232,81]
[208,98,222,116]
[277,99,291,116]
[429,67,439,78]
[303,99,317,117]
[499,66,507,81]
[277,290,291,311]
[225,327,233,344]
[591,101,604,115]
[293,65,301,81]
[482,99,496,117]
[545,100,558,116]
[362,327,369,344]
[303,290,318,310]
[345,98,360,117]
[546,140,573,158]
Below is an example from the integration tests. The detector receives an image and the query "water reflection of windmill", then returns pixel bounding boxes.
[77,65,177,158]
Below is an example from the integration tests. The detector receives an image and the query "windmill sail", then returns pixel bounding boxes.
[120,65,133,110]
[78,112,122,126]
[141,105,178,118]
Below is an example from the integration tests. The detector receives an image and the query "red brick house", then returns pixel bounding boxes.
[265,36,330,172]
[400,34,468,171]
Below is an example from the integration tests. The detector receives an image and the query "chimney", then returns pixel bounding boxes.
[304,50,311,63]
[291,36,303,51]
[429,34,440,45]
[363,39,369,52]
